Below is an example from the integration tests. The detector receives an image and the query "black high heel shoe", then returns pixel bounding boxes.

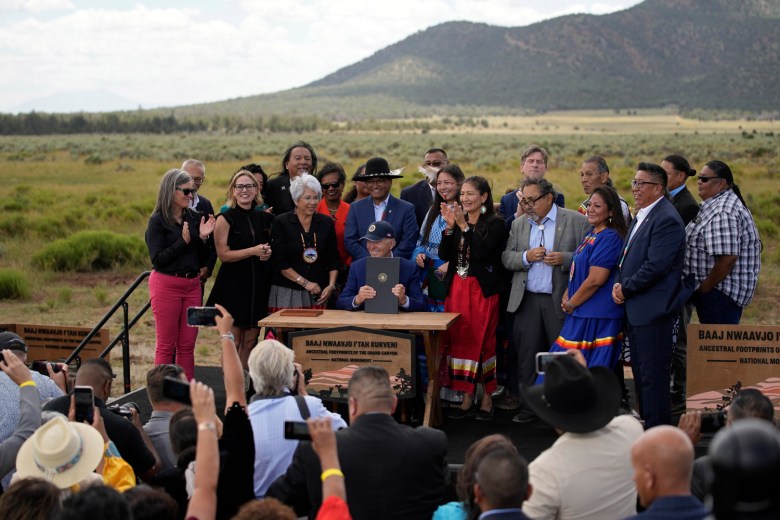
[476,404,494,421]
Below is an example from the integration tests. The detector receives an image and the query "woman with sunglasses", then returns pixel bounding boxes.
[146,168,216,380]
[206,170,274,369]
[316,162,351,305]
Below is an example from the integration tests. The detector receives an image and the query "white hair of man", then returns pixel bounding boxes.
[247,339,295,396]
[181,159,205,173]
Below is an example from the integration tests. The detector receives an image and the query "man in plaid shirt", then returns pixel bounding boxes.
[683,160,761,324]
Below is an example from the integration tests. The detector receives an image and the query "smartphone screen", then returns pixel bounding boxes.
[284,421,311,441]
[186,306,222,327]
[163,376,192,405]
[535,352,568,374]
[74,385,95,423]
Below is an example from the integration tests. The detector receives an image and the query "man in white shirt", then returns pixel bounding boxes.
[521,351,643,520]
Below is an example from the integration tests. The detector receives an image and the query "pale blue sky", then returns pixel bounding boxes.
[0,0,642,113]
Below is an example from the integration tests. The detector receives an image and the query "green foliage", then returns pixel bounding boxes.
[93,285,109,305]
[31,230,147,272]
[0,269,31,300]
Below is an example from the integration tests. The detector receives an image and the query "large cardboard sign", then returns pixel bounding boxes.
[0,323,109,362]
[688,324,780,413]
[289,326,415,401]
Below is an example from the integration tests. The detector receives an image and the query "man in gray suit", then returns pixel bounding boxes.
[502,178,589,423]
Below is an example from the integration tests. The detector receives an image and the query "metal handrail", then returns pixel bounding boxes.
[66,270,152,393]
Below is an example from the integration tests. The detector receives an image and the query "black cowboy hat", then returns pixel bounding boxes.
[523,355,620,433]
[353,157,403,181]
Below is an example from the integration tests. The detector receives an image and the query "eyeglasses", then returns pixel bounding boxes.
[321,182,341,190]
[234,184,257,192]
[520,194,544,206]
[176,187,197,196]
[424,160,446,168]
[365,178,389,185]
[697,175,723,183]
[192,177,205,186]
[631,179,661,189]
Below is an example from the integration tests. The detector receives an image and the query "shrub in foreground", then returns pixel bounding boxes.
[32,230,148,272]
[0,269,31,300]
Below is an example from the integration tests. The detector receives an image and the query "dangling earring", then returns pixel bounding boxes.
[480,204,487,215]
[607,216,613,224]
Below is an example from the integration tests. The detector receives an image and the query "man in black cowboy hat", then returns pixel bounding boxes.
[344,157,418,261]
[520,351,644,520]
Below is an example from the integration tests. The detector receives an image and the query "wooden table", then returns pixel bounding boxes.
[258,310,460,427]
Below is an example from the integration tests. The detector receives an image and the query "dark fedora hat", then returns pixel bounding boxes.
[353,157,403,181]
[522,355,620,433]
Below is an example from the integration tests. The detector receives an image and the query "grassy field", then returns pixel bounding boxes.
[1,117,778,393]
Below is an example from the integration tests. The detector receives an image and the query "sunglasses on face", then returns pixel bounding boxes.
[176,187,197,196]
[697,175,723,183]
[424,160,446,168]
[321,182,341,190]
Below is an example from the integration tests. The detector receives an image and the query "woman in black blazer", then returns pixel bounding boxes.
[438,176,507,420]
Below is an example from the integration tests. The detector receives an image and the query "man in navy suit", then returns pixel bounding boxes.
[344,157,419,260]
[338,221,425,312]
[498,144,565,230]
[182,159,217,286]
[612,162,687,428]
[400,148,448,228]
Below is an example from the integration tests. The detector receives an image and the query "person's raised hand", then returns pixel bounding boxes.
[199,214,216,240]
[213,303,233,336]
[0,349,33,386]
[190,380,216,426]
[678,410,702,446]
[308,416,337,459]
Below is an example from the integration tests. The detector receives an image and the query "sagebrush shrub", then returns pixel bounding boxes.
[32,230,148,271]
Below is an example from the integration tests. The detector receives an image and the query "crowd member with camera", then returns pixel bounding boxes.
[247,337,346,498]
[43,358,160,481]
[0,333,66,489]
[0,348,41,493]
[142,363,190,472]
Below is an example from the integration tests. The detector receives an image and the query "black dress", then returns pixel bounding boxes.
[207,206,274,328]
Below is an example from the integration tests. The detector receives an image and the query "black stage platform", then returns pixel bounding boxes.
[114,365,704,465]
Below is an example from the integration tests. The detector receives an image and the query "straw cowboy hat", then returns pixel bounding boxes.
[16,415,104,489]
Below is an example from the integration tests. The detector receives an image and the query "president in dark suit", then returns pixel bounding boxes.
[337,221,425,312]
[612,162,687,428]
[400,148,448,228]
[344,157,418,261]
[267,366,448,520]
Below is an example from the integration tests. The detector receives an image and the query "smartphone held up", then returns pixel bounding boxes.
[187,306,222,327]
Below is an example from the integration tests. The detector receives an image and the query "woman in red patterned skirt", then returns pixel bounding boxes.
[439,176,507,421]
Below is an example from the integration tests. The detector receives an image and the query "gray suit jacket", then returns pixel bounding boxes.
[502,207,589,319]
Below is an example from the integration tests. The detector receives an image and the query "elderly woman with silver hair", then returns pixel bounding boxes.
[145,168,215,380]
[268,173,340,312]
[247,339,346,497]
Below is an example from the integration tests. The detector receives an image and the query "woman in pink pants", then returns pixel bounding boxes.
[145,168,215,379]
